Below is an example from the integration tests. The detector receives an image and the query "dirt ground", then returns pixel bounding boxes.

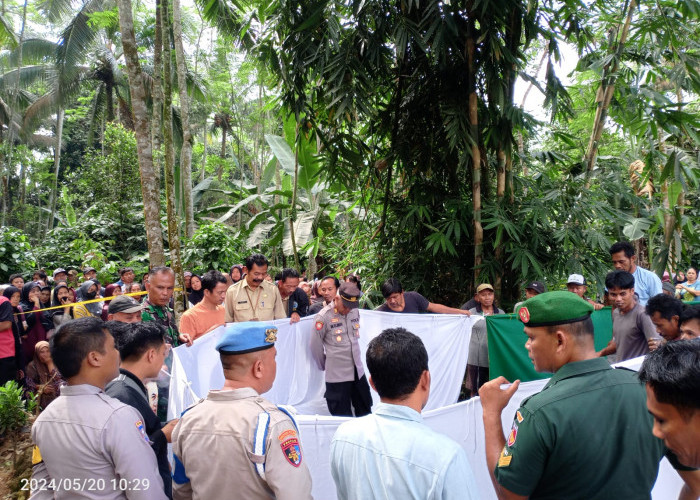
[0,430,34,500]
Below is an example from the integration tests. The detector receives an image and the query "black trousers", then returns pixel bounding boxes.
[0,356,17,387]
[325,370,372,417]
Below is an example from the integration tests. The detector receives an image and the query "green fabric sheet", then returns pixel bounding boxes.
[486,307,614,382]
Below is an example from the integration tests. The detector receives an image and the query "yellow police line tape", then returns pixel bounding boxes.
[13,288,185,316]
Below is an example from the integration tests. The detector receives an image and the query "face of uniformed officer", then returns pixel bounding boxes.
[148,271,175,306]
[680,319,700,340]
[524,326,559,373]
[385,292,405,312]
[261,346,278,393]
[649,312,680,342]
[645,385,700,468]
[607,286,635,313]
[102,331,121,383]
[333,295,351,316]
[246,263,268,289]
[319,278,337,304]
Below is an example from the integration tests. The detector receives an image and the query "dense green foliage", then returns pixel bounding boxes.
[0,0,697,310]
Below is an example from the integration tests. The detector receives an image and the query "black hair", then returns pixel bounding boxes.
[638,340,700,416]
[201,270,227,293]
[546,316,594,341]
[119,267,134,277]
[34,270,48,281]
[346,274,362,291]
[281,268,300,282]
[150,265,174,277]
[609,241,635,258]
[245,253,269,270]
[646,294,684,321]
[605,270,635,290]
[380,277,403,299]
[680,305,700,326]
[321,276,340,289]
[50,317,109,379]
[117,322,166,361]
[9,273,24,282]
[366,327,428,399]
[274,273,282,281]
[103,320,133,349]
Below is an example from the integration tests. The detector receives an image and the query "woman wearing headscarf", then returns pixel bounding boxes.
[39,285,52,309]
[101,283,123,320]
[50,284,75,330]
[25,341,63,410]
[188,275,204,307]
[0,286,23,385]
[230,265,244,284]
[73,280,103,318]
[19,282,51,363]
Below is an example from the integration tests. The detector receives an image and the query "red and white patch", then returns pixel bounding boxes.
[315,321,324,331]
[507,422,518,447]
[518,307,530,323]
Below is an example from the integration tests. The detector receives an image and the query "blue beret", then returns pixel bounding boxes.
[216,322,278,354]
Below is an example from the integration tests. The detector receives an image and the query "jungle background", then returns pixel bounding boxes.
[0,0,698,311]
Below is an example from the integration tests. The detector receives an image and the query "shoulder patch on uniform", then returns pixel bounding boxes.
[497,447,512,467]
[135,419,150,444]
[507,422,518,447]
[516,410,524,423]
[315,321,324,331]
[278,429,297,442]
[32,446,43,465]
[281,437,302,467]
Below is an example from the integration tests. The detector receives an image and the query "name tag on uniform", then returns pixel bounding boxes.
[238,300,248,304]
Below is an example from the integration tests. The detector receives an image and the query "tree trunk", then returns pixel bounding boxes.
[583,0,636,189]
[172,0,195,238]
[151,0,164,190]
[466,2,482,286]
[116,0,166,265]
[289,121,301,270]
[47,108,65,231]
[200,117,207,182]
[105,81,115,122]
[161,0,185,319]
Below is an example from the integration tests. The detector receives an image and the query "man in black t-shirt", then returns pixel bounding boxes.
[376,278,470,316]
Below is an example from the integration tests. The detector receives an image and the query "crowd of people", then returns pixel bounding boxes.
[0,239,698,499]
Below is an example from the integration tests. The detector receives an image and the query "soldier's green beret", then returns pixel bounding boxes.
[517,291,594,327]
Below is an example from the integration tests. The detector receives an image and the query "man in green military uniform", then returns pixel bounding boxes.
[480,291,700,500]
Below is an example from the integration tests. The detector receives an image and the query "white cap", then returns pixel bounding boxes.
[567,274,586,285]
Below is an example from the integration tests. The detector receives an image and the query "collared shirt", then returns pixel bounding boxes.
[330,402,478,500]
[30,384,166,500]
[494,358,688,499]
[632,265,662,306]
[142,299,180,346]
[172,387,312,500]
[310,304,364,383]
[224,279,286,323]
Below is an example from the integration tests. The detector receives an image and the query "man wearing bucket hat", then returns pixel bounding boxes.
[479,291,700,499]
[172,322,312,500]
[310,282,373,417]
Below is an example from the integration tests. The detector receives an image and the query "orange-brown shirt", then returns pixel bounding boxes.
[179,302,225,340]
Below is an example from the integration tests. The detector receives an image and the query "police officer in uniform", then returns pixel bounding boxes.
[479,291,700,500]
[310,282,372,417]
[30,317,166,500]
[171,322,313,500]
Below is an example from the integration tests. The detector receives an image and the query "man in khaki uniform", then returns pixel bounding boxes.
[310,282,372,417]
[225,254,286,322]
[30,317,166,500]
[172,322,313,500]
